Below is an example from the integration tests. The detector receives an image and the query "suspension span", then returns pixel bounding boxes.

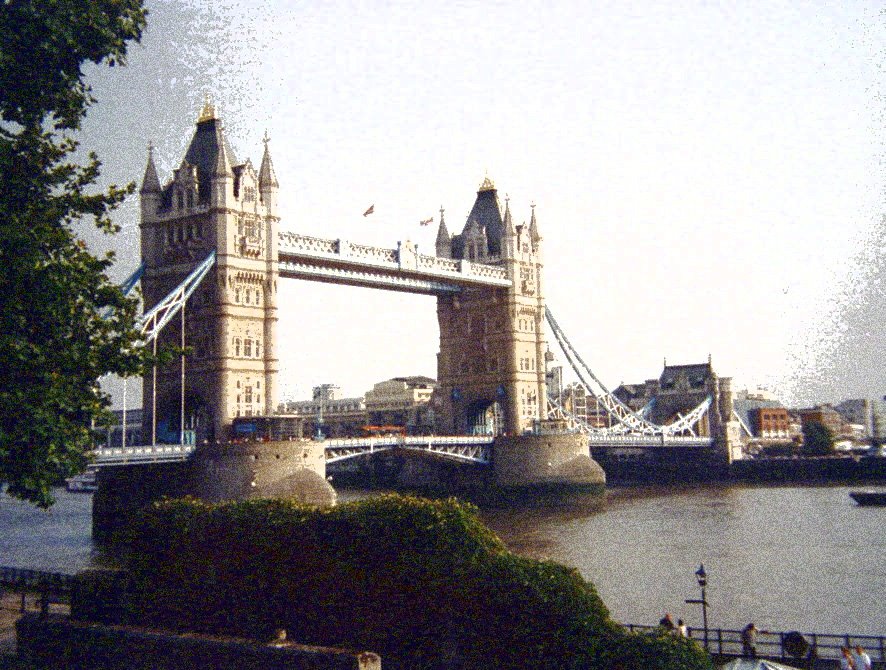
[544,306,711,437]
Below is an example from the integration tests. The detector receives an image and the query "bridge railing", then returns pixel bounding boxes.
[586,434,714,447]
[278,231,510,285]
[623,623,886,664]
[91,444,196,466]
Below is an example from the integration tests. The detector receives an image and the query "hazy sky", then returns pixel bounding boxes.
[79,0,885,408]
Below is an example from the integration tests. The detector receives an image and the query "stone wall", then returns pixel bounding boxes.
[492,433,605,488]
[730,455,886,483]
[93,440,334,542]
[17,613,381,670]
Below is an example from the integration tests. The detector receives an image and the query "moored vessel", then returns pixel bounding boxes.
[65,469,97,493]
[849,491,886,506]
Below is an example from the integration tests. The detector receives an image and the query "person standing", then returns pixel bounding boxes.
[840,647,856,670]
[852,646,871,670]
[742,623,759,657]
[676,619,688,637]
[658,613,675,632]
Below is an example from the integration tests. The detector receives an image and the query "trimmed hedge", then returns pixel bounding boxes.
[117,494,711,670]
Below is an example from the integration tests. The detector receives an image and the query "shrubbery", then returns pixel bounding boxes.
[117,494,711,670]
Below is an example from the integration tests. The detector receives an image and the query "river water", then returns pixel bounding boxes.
[1,483,883,636]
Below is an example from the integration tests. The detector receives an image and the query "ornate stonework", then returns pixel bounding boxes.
[433,182,546,436]
[140,109,280,442]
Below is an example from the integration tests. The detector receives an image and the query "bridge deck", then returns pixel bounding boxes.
[278,232,512,295]
[91,433,711,467]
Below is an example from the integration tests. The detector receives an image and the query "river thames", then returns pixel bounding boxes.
[1,483,883,636]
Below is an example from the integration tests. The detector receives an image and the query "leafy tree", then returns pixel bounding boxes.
[800,420,835,456]
[0,1,149,506]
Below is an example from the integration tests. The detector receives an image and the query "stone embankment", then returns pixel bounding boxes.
[15,614,381,670]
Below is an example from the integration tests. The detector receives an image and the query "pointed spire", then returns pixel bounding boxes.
[140,143,161,193]
[213,124,232,178]
[503,194,516,236]
[529,201,541,245]
[436,206,451,258]
[259,130,279,189]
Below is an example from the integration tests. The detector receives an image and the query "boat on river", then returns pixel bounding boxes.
[848,491,886,506]
[65,469,97,493]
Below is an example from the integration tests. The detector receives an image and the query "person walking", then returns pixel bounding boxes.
[676,619,688,637]
[840,646,856,670]
[742,623,759,657]
[658,613,675,632]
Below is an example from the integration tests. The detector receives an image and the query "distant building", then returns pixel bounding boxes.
[277,385,366,438]
[796,405,851,439]
[276,376,437,437]
[613,358,733,440]
[834,398,872,437]
[365,376,437,433]
[748,406,791,440]
[557,382,609,429]
[612,382,656,413]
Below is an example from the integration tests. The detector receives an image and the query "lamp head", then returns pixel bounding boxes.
[695,564,707,587]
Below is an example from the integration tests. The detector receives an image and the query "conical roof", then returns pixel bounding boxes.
[259,137,279,189]
[140,145,161,193]
[529,204,540,243]
[182,116,237,202]
[435,210,450,247]
[461,177,504,255]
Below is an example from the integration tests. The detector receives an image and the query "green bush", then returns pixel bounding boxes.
[70,568,128,624]
[118,494,711,670]
[601,630,713,670]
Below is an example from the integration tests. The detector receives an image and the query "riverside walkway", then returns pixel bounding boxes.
[2,567,883,668]
[626,623,885,669]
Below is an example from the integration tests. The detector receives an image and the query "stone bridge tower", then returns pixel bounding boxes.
[139,103,279,443]
[433,178,547,436]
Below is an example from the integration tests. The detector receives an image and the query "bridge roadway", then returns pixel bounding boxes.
[90,433,713,467]
[277,231,513,295]
[587,434,713,448]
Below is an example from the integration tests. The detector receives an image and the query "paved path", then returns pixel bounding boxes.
[0,591,69,655]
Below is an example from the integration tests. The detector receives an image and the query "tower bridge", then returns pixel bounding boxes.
[90,102,739,527]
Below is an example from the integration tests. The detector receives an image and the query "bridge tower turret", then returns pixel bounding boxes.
[139,102,279,443]
[435,178,547,436]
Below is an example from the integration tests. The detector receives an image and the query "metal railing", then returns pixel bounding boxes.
[624,623,886,664]
[0,567,75,616]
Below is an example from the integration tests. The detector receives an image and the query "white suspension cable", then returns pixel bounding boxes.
[544,306,712,437]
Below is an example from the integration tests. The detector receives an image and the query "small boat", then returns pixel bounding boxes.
[849,491,886,506]
[65,469,98,493]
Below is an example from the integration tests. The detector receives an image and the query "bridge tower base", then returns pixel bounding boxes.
[92,441,333,543]
[492,433,606,489]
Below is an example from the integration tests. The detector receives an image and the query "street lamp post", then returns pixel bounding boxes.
[685,564,709,649]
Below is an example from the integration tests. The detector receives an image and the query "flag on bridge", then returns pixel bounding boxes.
[363,204,375,217]
[419,217,433,226]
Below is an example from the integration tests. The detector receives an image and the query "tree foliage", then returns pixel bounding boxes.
[0,1,148,506]
[115,494,712,670]
[800,420,836,456]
